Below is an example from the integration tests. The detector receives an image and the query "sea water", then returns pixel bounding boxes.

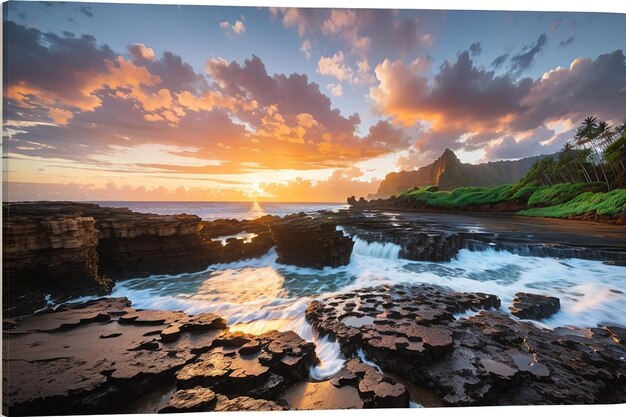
[90,202,626,380]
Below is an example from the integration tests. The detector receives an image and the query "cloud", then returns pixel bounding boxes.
[510,33,547,75]
[220,19,246,35]
[512,49,626,131]
[318,52,352,81]
[317,51,375,86]
[47,107,73,125]
[4,22,411,176]
[259,168,380,202]
[371,45,626,164]
[327,83,343,96]
[79,6,93,18]
[272,8,433,58]
[370,52,532,131]
[469,42,482,56]
[129,43,155,61]
[491,53,509,68]
[300,39,312,60]
[559,36,575,48]
[4,181,252,202]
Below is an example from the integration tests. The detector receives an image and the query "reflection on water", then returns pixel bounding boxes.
[249,201,265,219]
[111,246,626,380]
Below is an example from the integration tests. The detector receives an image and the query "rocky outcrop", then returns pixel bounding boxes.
[371,149,547,198]
[270,214,354,268]
[509,292,561,320]
[3,205,111,316]
[325,210,626,264]
[199,215,280,264]
[306,284,626,406]
[3,203,281,317]
[330,358,409,408]
[3,298,314,416]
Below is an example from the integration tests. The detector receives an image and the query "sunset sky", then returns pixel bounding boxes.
[3,1,626,202]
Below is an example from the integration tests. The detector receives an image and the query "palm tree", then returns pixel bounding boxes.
[574,116,611,189]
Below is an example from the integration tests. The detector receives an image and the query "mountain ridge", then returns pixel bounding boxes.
[370,149,549,199]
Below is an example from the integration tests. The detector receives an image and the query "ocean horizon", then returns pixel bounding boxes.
[89,200,348,221]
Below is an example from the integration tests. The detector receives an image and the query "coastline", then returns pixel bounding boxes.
[3,201,626,413]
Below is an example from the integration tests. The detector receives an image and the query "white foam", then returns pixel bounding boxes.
[352,237,402,260]
[93,242,625,381]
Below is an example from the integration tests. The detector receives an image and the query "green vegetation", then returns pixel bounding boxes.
[396,182,625,220]
[520,116,626,190]
[519,189,626,218]
[399,184,514,209]
[393,117,626,221]
[526,182,606,207]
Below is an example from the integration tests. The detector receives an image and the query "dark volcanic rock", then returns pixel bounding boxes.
[307,284,626,406]
[324,210,477,262]
[3,202,282,317]
[509,292,561,320]
[3,298,315,416]
[336,358,409,408]
[213,394,287,411]
[158,387,217,413]
[3,204,111,316]
[270,214,354,268]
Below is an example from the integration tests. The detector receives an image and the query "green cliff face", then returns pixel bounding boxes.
[371,149,548,198]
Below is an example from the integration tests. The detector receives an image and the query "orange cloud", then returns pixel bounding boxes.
[47,107,73,125]
[129,43,156,61]
[259,168,380,202]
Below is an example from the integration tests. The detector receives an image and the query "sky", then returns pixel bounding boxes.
[3,1,626,202]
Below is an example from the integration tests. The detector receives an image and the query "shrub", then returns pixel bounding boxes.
[527,182,607,207]
[519,189,626,218]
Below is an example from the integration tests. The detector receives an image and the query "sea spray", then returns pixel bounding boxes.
[104,243,626,381]
[352,237,402,260]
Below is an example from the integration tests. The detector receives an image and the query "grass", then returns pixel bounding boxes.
[396,183,625,219]
[519,189,626,218]
[526,182,606,207]
[398,184,515,208]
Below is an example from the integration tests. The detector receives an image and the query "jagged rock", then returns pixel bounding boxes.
[509,292,561,320]
[330,358,408,408]
[213,394,287,411]
[3,202,283,317]
[282,380,363,410]
[3,204,109,317]
[307,284,626,406]
[306,284,498,358]
[4,298,315,416]
[158,387,217,413]
[270,214,353,268]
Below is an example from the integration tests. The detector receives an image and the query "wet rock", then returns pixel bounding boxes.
[213,394,287,411]
[4,298,316,416]
[176,350,234,389]
[3,203,284,318]
[270,214,353,268]
[331,358,409,408]
[282,380,363,410]
[158,387,217,413]
[509,292,560,320]
[3,203,110,317]
[308,284,626,406]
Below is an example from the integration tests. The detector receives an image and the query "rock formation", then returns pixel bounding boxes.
[3,203,283,316]
[3,298,315,415]
[270,214,354,268]
[509,292,561,320]
[371,149,548,198]
[306,284,626,406]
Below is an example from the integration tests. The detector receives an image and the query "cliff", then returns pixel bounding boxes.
[3,203,356,316]
[371,149,547,198]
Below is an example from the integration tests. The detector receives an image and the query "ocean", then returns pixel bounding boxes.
[92,201,347,221]
[76,201,625,386]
